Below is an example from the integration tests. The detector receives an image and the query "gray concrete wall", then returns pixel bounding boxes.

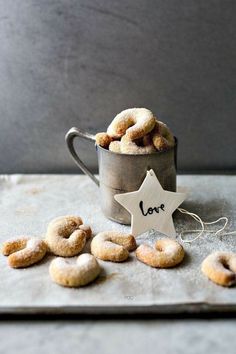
[0,0,235,173]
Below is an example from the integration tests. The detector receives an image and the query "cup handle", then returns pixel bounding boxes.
[65,127,100,186]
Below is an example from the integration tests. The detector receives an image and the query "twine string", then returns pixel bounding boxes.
[177,207,236,243]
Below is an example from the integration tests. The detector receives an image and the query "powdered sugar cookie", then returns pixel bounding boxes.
[136,238,184,268]
[49,253,101,287]
[95,132,112,148]
[46,216,90,257]
[151,121,175,151]
[2,237,47,268]
[201,252,236,287]
[91,231,136,262]
[107,108,156,140]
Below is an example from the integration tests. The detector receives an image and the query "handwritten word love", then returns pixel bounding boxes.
[139,200,165,216]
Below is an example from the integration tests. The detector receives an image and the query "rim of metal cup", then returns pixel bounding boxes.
[96,136,178,156]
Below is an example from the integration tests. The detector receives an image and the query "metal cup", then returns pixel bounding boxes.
[65,127,177,225]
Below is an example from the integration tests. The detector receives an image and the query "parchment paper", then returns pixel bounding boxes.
[0,174,236,314]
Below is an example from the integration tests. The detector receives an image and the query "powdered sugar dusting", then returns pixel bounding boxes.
[27,238,44,252]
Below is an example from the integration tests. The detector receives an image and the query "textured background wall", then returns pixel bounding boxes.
[0,0,235,173]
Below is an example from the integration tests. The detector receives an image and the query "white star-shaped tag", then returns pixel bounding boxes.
[114,169,186,237]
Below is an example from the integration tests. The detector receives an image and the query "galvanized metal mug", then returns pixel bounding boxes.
[65,127,177,225]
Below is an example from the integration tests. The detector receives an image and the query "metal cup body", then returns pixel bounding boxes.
[97,140,177,224]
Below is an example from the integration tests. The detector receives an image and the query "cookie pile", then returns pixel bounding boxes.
[95,108,175,154]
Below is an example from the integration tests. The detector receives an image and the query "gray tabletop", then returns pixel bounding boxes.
[1,317,236,354]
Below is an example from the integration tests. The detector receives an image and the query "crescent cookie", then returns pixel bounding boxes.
[201,252,236,287]
[109,140,122,153]
[91,231,137,262]
[120,134,156,154]
[95,132,112,148]
[78,224,92,239]
[45,216,91,257]
[136,238,185,268]
[107,108,156,140]
[151,121,175,151]
[49,253,101,287]
[2,237,48,268]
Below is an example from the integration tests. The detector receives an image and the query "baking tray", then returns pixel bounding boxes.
[0,174,236,314]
